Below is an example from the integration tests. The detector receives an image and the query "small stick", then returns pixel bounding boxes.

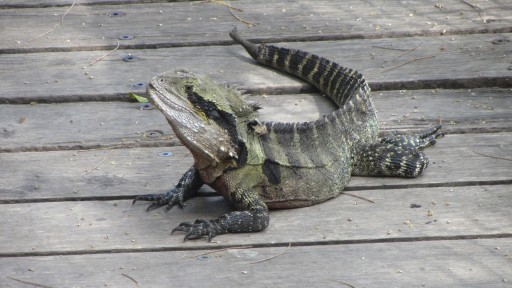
[460,0,482,11]
[381,55,437,73]
[121,273,139,288]
[7,276,52,288]
[472,150,512,162]
[29,0,76,41]
[227,0,254,26]
[249,243,291,264]
[372,45,409,52]
[336,280,357,288]
[460,0,484,20]
[192,245,253,258]
[341,192,375,204]
[81,149,114,177]
[397,42,423,59]
[206,0,244,12]
[89,41,120,66]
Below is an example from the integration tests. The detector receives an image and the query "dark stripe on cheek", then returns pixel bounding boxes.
[187,91,239,153]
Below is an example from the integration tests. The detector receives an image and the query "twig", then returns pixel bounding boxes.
[227,0,254,26]
[341,192,375,204]
[372,45,409,52]
[89,41,120,66]
[335,280,357,288]
[29,0,76,41]
[192,246,253,258]
[121,273,139,288]
[381,55,437,73]
[472,150,512,162]
[7,276,53,288]
[206,0,244,12]
[460,0,482,11]
[460,0,484,20]
[249,243,291,264]
[81,149,114,177]
[397,42,423,59]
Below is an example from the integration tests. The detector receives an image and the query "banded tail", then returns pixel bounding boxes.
[229,28,369,107]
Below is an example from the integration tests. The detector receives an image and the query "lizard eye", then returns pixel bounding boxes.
[184,84,194,93]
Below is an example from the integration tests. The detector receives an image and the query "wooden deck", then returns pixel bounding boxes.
[1,0,511,287]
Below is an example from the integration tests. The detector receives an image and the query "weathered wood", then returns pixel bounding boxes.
[0,239,510,287]
[1,33,511,103]
[1,0,511,52]
[0,184,510,254]
[1,133,511,201]
[1,88,509,152]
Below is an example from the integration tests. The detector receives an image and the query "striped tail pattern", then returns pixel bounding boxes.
[230,28,369,108]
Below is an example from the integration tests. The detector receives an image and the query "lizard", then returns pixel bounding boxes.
[133,28,443,241]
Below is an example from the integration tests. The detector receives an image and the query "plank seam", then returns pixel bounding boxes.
[0,76,511,105]
[0,0,204,9]
[1,28,512,55]
[1,179,511,204]
[1,233,511,258]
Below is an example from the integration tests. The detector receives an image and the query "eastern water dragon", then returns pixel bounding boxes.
[133,28,443,241]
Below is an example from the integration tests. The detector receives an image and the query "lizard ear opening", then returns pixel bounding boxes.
[247,119,268,136]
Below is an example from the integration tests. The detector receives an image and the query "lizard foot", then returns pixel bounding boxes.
[172,219,220,242]
[171,209,270,242]
[381,124,444,150]
[133,189,186,212]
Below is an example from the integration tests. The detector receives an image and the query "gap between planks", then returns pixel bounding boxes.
[2,179,512,205]
[1,233,511,258]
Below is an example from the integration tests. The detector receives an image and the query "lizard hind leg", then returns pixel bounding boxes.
[381,124,443,150]
[352,142,430,178]
[352,125,443,178]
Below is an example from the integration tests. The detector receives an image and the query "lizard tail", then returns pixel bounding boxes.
[230,27,260,60]
[229,27,369,107]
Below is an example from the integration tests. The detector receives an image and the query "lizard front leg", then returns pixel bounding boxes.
[172,187,269,241]
[133,167,203,212]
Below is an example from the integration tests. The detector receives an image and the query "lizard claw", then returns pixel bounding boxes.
[132,189,186,212]
[172,219,216,242]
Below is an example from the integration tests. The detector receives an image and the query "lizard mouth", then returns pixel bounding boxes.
[147,83,191,114]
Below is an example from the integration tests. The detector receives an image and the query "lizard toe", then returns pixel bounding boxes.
[172,219,217,242]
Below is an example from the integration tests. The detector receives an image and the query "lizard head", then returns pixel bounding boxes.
[147,69,261,170]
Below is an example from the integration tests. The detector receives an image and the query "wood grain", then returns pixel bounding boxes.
[1,0,511,52]
[0,184,510,254]
[0,239,510,287]
[1,88,509,152]
[1,133,511,201]
[1,33,511,103]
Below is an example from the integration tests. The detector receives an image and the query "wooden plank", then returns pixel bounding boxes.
[1,88,509,152]
[0,239,510,287]
[1,0,511,52]
[1,133,511,201]
[1,33,511,103]
[0,0,180,8]
[0,184,510,254]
